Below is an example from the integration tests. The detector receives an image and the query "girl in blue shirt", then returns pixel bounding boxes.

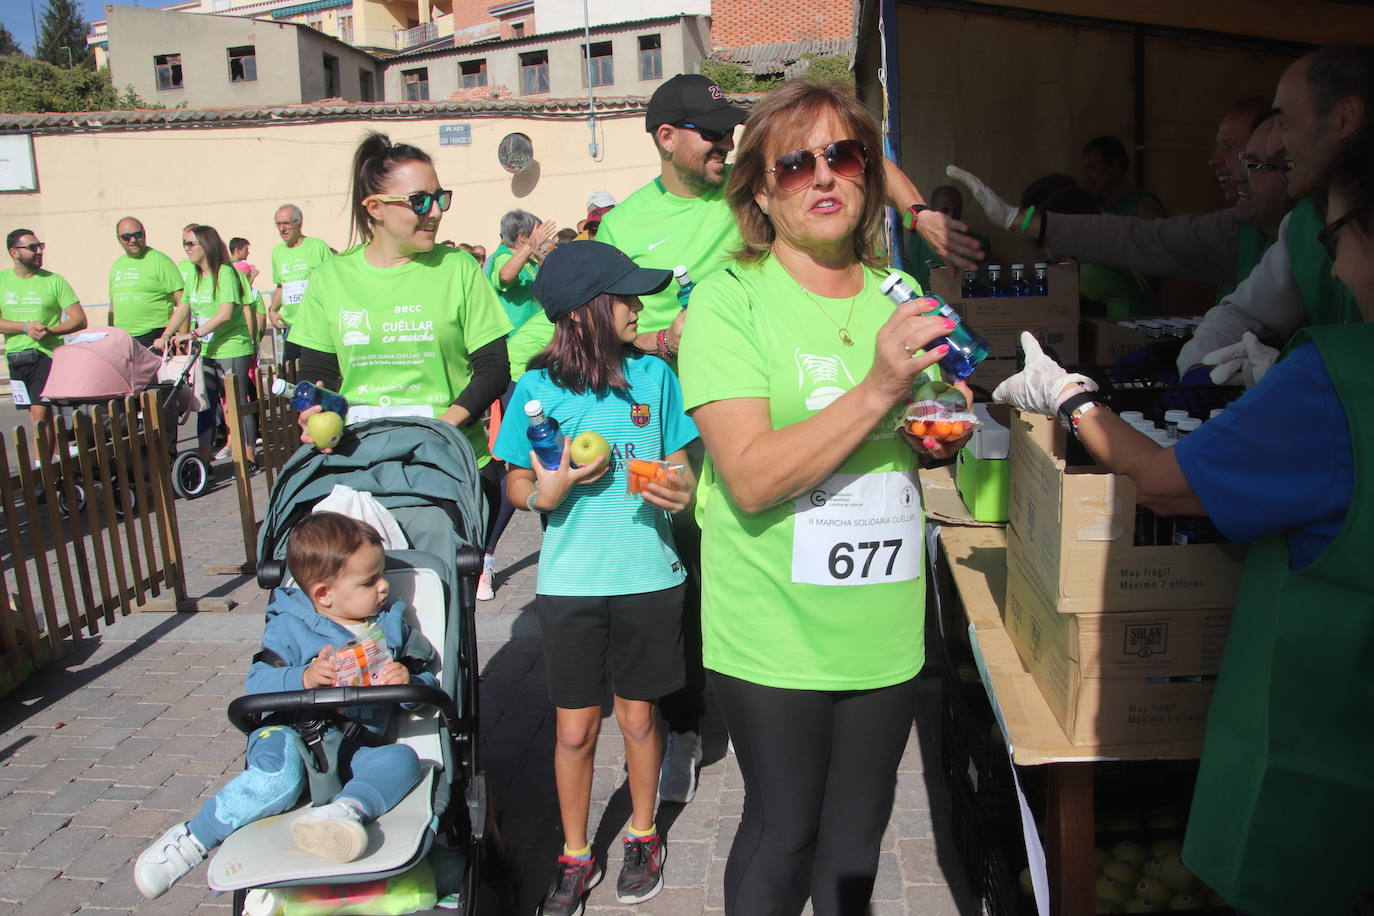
[492,241,697,915]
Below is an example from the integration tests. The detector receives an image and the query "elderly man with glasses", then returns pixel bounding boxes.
[267,203,334,365]
[108,217,184,348]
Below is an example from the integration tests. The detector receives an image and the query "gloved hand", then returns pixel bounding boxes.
[1201,332,1278,387]
[946,165,1019,230]
[992,332,1098,417]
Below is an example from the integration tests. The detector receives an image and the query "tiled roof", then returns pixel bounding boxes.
[713,37,856,77]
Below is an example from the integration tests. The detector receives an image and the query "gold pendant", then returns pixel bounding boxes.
[839,329,853,347]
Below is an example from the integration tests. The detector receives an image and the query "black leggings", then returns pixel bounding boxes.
[711,672,919,916]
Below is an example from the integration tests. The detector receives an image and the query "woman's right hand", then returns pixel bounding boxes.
[864,306,955,404]
[528,437,608,511]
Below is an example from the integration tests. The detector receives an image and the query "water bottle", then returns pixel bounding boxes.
[961,269,980,298]
[879,275,990,381]
[1010,264,1030,297]
[986,264,1004,297]
[673,265,694,309]
[524,400,563,471]
[270,378,348,417]
[1032,262,1049,296]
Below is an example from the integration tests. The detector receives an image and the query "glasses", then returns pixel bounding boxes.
[182,240,200,249]
[12,242,45,253]
[675,121,732,144]
[764,139,868,192]
[118,231,145,242]
[275,220,300,229]
[1318,207,1367,259]
[1239,153,1292,178]
[363,189,453,216]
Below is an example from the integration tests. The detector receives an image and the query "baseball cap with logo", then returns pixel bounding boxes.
[645,74,749,133]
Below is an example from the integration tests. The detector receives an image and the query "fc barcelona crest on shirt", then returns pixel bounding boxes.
[631,403,651,427]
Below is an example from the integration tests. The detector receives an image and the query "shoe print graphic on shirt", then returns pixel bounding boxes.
[795,348,856,411]
[339,309,372,346]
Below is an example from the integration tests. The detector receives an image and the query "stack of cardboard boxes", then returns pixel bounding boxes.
[1001,411,1245,746]
[928,263,1080,389]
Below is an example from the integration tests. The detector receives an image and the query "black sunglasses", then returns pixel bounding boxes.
[1319,207,1367,260]
[364,189,453,217]
[675,122,731,144]
[118,231,146,242]
[12,242,45,253]
[1239,153,1292,178]
[764,139,868,192]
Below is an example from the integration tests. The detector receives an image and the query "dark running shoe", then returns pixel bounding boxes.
[536,853,603,916]
[616,833,665,904]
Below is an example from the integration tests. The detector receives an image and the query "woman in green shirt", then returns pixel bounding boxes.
[158,224,259,468]
[677,80,968,915]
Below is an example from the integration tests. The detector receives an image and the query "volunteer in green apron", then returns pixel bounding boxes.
[989,142,1374,914]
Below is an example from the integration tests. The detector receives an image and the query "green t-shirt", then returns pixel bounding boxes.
[0,268,79,356]
[507,310,555,381]
[272,236,333,324]
[184,265,254,360]
[678,256,934,691]
[486,244,540,331]
[289,245,513,467]
[595,171,741,335]
[108,248,184,336]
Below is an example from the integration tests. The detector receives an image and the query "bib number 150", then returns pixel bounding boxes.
[828,539,903,580]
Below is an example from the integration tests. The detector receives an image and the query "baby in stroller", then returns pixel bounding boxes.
[133,511,434,899]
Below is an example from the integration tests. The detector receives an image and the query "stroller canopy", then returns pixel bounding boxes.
[41,328,162,400]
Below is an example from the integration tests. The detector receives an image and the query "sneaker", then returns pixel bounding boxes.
[536,853,603,916]
[245,460,263,477]
[133,821,207,899]
[213,444,233,461]
[658,730,703,804]
[291,801,368,863]
[616,834,666,904]
[476,554,495,601]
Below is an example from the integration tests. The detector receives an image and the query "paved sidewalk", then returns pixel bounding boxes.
[0,464,976,914]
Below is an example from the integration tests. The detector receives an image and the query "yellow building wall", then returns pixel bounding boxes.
[1,111,663,312]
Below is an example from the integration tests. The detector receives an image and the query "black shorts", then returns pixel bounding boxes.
[536,584,686,708]
[7,349,53,407]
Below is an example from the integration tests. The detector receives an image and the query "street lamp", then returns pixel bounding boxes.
[58,45,73,67]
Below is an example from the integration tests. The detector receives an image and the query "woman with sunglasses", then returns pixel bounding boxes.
[677,79,969,915]
[290,132,512,530]
[156,223,259,469]
[991,135,1374,916]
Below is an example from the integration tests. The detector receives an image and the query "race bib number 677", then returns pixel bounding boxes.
[791,471,922,586]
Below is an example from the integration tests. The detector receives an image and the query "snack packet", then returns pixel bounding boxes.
[331,622,392,687]
[900,379,980,443]
[627,458,685,497]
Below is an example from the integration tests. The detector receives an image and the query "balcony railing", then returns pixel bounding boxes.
[396,22,438,49]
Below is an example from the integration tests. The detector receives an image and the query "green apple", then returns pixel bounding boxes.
[1096,876,1131,907]
[306,411,344,450]
[1112,840,1148,868]
[1133,877,1172,906]
[1140,857,1165,878]
[569,430,612,468]
[1206,891,1229,908]
[1149,838,1183,859]
[1169,894,1206,911]
[1123,899,1160,913]
[1094,848,1112,871]
[1019,867,1034,897]
[1101,861,1139,887]
[1158,853,1197,894]
[1096,899,1123,915]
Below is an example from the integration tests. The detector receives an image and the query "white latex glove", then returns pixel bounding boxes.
[1201,331,1278,388]
[946,164,1019,230]
[992,332,1097,417]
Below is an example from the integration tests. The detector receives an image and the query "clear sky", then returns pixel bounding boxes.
[3,1,155,54]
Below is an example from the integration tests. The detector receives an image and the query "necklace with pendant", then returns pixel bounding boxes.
[799,286,858,347]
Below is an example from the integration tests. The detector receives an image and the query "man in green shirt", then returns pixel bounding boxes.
[267,203,334,363]
[108,217,184,348]
[2,229,87,432]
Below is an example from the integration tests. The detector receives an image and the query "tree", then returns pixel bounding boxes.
[700,61,780,94]
[36,0,93,70]
[0,24,24,58]
[800,54,855,90]
[0,57,159,112]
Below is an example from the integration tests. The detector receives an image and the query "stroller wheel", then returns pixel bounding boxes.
[55,478,86,518]
[171,452,210,499]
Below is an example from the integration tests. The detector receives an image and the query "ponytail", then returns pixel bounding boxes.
[349,131,434,246]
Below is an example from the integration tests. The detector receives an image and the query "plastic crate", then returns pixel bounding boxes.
[940,646,1019,823]
[983,832,1036,916]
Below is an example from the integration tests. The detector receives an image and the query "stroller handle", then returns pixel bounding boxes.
[227,683,460,735]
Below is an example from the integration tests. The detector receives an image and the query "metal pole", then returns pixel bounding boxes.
[584,0,598,157]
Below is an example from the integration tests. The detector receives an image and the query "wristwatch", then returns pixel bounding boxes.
[901,204,931,232]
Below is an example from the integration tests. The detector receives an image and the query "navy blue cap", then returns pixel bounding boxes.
[533,241,673,320]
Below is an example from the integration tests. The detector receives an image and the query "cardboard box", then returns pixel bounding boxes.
[1008,410,1245,612]
[929,263,1080,329]
[979,321,1079,363]
[1003,533,1229,745]
[967,358,1020,392]
[1082,317,1155,365]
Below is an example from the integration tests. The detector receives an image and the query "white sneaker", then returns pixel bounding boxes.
[291,800,368,863]
[133,821,207,899]
[213,444,233,461]
[658,730,703,803]
[476,554,495,601]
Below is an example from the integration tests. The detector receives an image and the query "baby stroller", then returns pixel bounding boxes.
[207,417,502,915]
[40,328,212,503]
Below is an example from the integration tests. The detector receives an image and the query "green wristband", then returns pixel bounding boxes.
[1019,205,1037,234]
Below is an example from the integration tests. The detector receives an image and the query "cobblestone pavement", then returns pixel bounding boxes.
[0,462,976,914]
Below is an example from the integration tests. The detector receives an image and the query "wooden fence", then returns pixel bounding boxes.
[0,391,187,693]
[219,361,301,573]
